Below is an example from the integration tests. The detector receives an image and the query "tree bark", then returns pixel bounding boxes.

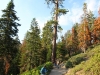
[52,0,58,64]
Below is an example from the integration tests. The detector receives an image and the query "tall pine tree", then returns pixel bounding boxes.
[26,18,41,70]
[45,0,68,64]
[0,0,21,75]
[41,21,53,62]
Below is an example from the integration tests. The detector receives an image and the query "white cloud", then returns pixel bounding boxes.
[70,8,82,23]
[36,16,51,31]
[58,1,84,37]
[59,0,100,29]
[85,0,96,11]
[59,5,83,27]
[58,15,68,26]
[85,0,100,14]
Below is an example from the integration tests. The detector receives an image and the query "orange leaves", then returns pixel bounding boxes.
[94,17,100,31]
[77,23,84,42]
[77,18,91,51]
[65,6,100,53]
[93,16,100,44]
[20,39,27,53]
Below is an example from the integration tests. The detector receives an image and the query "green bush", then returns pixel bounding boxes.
[21,62,53,75]
[65,61,72,68]
[84,53,100,75]
[45,62,53,74]
[65,53,86,68]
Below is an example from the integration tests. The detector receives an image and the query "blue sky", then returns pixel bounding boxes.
[0,0,100,42]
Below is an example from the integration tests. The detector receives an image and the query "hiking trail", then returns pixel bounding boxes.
[49,63,67,75]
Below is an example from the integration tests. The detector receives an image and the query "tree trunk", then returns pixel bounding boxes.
[52,0,58,64]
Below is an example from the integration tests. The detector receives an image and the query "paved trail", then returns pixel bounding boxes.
[49,65,67,75]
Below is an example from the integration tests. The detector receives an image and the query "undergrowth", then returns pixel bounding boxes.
[65,45,100,75]
[21,62,53,75]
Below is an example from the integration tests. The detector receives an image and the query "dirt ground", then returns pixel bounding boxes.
[49,66,67,75]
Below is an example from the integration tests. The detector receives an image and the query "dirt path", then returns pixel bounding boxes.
[49,65,67,75]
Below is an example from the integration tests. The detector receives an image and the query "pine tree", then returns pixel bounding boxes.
[27,18,41,70]
[57,36,66,61]
[92,7,100,44]
[45,0,68,64]
[65,30,72,57]
[20,32,31,73]
[71,24,79,53]
[78,3,91,53]
[41,21,53,62]
[0,0,20,75]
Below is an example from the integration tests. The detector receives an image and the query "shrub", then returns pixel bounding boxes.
[65,61,73,68]
[65,53,86,68]
[21,62,53,75]
[45,62,53,74]
[84,53,100,75]
[65,45,100,75]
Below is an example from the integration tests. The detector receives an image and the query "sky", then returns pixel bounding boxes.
[0,0,100,42]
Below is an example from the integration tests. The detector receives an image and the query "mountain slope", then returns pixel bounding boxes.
[65,45,100,75]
